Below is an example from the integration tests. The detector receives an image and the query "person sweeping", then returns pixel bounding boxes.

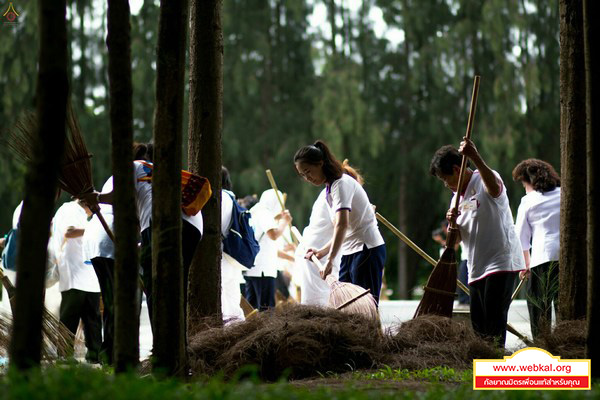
[293,141,386,305]
[430,138,524,348]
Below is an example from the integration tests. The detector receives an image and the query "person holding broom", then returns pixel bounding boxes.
[80,143,203,331]
[294,141,386,304]
[430,139,524,348]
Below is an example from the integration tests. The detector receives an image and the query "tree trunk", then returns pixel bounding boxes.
[558,0,587,321]
[9,0,68,370]
[106,0,139,373]
[584,0,600,378]
[187,0,223,329]
[152,0,188,376]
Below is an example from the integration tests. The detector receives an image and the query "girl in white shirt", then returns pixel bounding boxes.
[294,141,386,304]
[513,159,561,338]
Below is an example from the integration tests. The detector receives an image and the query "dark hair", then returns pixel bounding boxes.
[293,140,343,183]
[238,194,258,209]
[512,159,560,192]
[221,166,232,191]
[133,142,153,162]
[429,145,469,177]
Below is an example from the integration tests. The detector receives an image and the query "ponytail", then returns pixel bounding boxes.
[294,140,343,183]
[342,159,364,185]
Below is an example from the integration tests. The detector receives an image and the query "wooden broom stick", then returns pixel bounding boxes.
[265,169,299,245]
[375,212,470,296]
[375,212,530,342]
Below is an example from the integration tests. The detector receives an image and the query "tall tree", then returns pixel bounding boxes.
[584,0,600,378]
[151,0,188,376]
[106,0,140,372]
[9,0,68,370]
[558,0,587,321]
[187,0,224,326]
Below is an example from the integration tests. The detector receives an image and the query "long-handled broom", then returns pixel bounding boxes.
[264,170,378,320]
[375,212,532,345]
[414,75,481,318]
[3,108,115,241]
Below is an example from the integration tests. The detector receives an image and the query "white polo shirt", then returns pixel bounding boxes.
[83,177,114,261]
[452,170,524,283]
[245,190,282,278]
[133,161,203,235]
[326,174,384,255]
[514,187,560,268]
[52,201,101,293]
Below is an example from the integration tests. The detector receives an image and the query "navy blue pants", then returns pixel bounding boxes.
[90,257,115,365]
[469,271,518,348]
[244,275,276,311]
[339,244,386,304]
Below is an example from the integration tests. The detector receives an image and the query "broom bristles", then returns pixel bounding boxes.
[2,106,95,197]
[1,269,75,359]
[413,247,457,318]
[326,276,379,320]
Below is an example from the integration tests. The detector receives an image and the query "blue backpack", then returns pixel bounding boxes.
[222,191,260,268]
[2,228,18,271]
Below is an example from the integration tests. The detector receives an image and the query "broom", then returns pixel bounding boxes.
[0,268,74,358]
[414,75,481,318]
[264,169,379,318]
[374,212,532,344]
[3,108,115,242]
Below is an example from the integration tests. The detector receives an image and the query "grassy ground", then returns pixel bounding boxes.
[1,364,598,400]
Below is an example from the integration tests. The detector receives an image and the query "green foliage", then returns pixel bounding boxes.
[359,365,472,383]
[0,0,561,298]
[1,365,600,400]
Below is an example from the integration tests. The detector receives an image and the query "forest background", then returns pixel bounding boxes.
[0,0,559,299]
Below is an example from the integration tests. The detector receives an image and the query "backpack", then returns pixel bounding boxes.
[1,228,18,271]
[222,191,260,268]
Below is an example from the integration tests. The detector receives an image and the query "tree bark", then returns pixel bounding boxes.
[187,0,223,329]
[584,0,600,378]
[106,0,139,373]
[558,0,587,321]
[9,0,68,370]
[152,0,188,376]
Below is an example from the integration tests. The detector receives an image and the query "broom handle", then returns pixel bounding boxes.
[448,76,480,246]
[95,210,115,243]
[375,212,470,297]
[289,225,326,272]
[511,276,526,302]
[265,169,299,245]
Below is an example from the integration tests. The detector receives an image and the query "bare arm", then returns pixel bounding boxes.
[265,210,292,240]
[320,209,349,278]
[64,227,85,238]
[459,137,501,198]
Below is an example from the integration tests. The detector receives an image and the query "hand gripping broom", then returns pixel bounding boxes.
[265,170,378,320]
[413,75,480,318]
[374,212,533,345]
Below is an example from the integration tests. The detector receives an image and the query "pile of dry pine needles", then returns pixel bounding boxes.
[187,305,500,381]
[531,319,587,359]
